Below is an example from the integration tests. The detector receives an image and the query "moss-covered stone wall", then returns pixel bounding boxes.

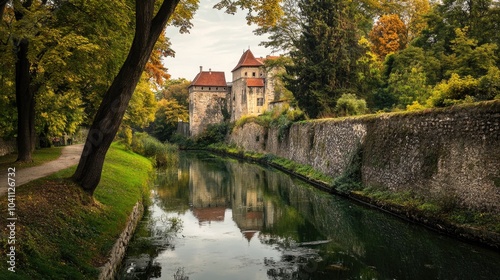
[228,101,500,213]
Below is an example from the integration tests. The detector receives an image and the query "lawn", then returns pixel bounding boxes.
[0,142,153,280]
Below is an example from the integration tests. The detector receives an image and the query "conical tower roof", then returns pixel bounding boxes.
[232,49,264,72]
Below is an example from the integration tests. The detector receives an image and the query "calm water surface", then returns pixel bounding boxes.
[118,152,500,280]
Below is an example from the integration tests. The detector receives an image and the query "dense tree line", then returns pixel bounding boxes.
[258,0,500,118]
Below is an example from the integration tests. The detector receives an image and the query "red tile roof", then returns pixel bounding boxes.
[190,71,227,87]
[247,78,265,87]
[232,49,264,72]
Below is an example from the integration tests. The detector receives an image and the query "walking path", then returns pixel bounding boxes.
[0,144,84,197]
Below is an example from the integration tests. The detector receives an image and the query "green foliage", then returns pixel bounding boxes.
[169,133,197,149]
[152,78,189,142]
[124,75,158,130]
[36,88,84,137]
[447,27,498,78]
[387,66,431,108]
[427,74,479,107]
[130,132,179,167]
[269,106,305,141]
[285,0,361,118]
[332,147,363,193]
[195,122,231,146]
[334,94,368,117]
[478,67,500,101]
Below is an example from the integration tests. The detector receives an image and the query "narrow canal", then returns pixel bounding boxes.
[118,152,500,280]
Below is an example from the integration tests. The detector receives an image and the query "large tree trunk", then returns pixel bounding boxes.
[15,38,36,162]
[72,0,180,195]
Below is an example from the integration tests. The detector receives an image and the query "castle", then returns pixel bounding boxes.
[188,49,283,136]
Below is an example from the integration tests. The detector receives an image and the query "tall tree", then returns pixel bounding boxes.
[252,0,302,53]
[369,14,408,60]
[2,0,131,160]
[71,0,183,194]
[285,0,361,118]
[12,0,39,161]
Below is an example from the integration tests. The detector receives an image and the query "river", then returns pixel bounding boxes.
[118,152,500,280]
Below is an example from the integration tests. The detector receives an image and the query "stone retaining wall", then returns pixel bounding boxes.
[98,201,144,280]
[228,101,500,214]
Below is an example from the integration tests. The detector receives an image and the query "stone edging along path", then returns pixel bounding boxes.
[0,144,84,197]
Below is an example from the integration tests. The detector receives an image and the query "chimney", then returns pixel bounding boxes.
[199,66,203,73]
[209,68,212,74]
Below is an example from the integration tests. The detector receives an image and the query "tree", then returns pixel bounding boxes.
[1,0,134,161]
[400,0,430,42]
[153,98,189,141]
[252,0,302,53]
[71,0,184,194]
[446,27,498,78]
[285,0,361,118]
[160,78,190,107]
[71,0,285,195]
[369,14,407,60]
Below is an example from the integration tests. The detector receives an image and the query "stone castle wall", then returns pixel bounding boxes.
[189,89,228,136]
[228,101,500,213]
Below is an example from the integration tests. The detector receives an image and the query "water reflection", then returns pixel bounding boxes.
[119,152,500,280]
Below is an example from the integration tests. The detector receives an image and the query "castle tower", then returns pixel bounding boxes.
[189,67,229,136]
[230,49,266,122]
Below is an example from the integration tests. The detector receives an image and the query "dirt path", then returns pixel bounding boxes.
[0,144,84,197]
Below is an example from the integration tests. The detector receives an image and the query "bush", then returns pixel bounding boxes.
[334,94,368,116]
[427,74,479,107]
[195,122,230,147]
[130,132,178,167]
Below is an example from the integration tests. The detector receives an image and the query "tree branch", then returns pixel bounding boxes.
[151,0,181,39]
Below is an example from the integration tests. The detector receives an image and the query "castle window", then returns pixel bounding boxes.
[209,87,211,90]
[252,72,256,77]
[257,98,264,106]
[201,87,204,90]
[245,72,248,76]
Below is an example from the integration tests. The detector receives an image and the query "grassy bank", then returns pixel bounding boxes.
[0,142,153,279]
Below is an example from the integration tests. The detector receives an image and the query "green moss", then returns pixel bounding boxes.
[493,177,500,188]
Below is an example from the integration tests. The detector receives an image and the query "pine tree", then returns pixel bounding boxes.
[285,0,361,118]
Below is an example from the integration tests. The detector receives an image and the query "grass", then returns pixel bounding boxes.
[357,187,500,235]
[0,146,64,171]
[208,143,334,186]
[0,142,153,279]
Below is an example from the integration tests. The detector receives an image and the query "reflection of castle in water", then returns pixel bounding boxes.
[188,158,276,241]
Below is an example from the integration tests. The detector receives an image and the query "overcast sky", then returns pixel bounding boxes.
[163,0,277,82]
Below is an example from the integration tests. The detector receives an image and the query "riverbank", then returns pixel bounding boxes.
[208,141,500,250]
[0,143,153,279]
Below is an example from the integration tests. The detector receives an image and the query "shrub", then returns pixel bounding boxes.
[195,122,230,146]
[427,74,479,107]
[334,93,368,116]
[130,132,179,167]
